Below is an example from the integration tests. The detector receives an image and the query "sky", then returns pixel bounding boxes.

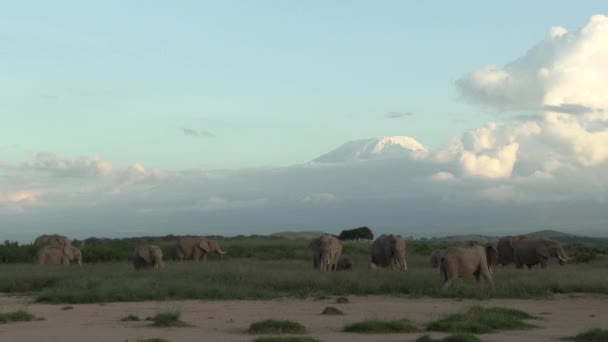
[2,2,608,241]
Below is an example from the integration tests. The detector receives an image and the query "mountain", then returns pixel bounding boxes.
[270,230,327,240]
[313,136,429,163]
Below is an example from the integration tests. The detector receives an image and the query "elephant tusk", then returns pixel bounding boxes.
[558,256,567,262]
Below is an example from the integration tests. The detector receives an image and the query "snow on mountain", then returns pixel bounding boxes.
[313,136,429,163]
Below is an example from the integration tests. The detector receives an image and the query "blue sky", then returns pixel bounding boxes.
[2,1,605,169]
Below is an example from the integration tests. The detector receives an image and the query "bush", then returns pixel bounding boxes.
[0,310,39,324]
[148,311,189,327]
[427,306,537,334]
[248,320,307,335]
[321,306,344,315]
[562,328,608,341]
[343,319,418,333]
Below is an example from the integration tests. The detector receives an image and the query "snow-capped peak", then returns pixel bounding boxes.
[313,136,429,163]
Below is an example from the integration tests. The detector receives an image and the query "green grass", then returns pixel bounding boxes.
[416,334,482,342]
[250,337,320,342]
[562,329,608,341]
[148,311,190,327]
[120,314,141,321]
[0,310,39,324]
[0,252,606,304]
[321,306,344,315]
[343,319,418,333]
[248,320,307,335]
[426,306,537,334]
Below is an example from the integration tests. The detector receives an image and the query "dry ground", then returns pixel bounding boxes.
[0,294,606,342]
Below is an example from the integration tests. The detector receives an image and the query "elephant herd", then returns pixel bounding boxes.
[32,234,226,269]
[309,233,408,272]
[430,236,571,289]
[32,233,571,290]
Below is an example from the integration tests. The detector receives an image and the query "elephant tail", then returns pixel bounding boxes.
[439,257,448,284]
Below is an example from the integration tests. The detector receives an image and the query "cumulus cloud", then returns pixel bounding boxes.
[181,127,215,138]
[18,152,113,178]
[385,111,413,119]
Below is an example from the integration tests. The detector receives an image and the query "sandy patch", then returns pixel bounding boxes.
[0,294,606,341]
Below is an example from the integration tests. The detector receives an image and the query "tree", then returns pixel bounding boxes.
[338,227,374,241]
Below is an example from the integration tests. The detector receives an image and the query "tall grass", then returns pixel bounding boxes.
[0,246,606,303]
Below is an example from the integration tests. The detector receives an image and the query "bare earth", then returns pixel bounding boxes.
[0,294,606,342]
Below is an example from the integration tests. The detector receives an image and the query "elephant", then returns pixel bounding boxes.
[175,237,226,261]
[34,234,71,248]
[496,235,528,266]
[370,234,407,271]
[310,234,342,272]
[440,244,497,290]
[36,245,82,265]
[430,249,446,268]
[513,237,570,269]
[133,244,165,270]
[336,255,353,271]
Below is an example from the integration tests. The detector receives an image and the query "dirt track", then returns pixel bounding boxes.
[0,294,606,341]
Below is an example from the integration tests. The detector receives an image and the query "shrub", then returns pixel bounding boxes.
[343,319,418,333]
[427,306,537,334]
[321,306,344,315]
[562,328,608,341]
[248,320,306,335]
[148,311,190,327]
[0,310,39,324]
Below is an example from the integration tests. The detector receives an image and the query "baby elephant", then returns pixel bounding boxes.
[133,245,165,270]
[336,255,353,271]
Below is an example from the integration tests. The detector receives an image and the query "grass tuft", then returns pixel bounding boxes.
[120,314,141,321]
[251,337,320,342]
[427,306,537,334]
[416,334,482,342]
[137,339,169,342]
[343,319,418,333]
[248,320,307,335]
[321,306,344,315]
[148,311,190,327]
[335,297,349,304]
[60,306,73,310]
[0,310,39,324]
[562,328,608,341]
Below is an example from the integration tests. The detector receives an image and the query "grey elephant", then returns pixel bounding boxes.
[133,245,165,269]
[430,249,446,268]
[336,255,353,271]
[440,244,497,290]
[310,234,342,272]
[175,237,226,261]
[513,237,570,269]
[496,235,528,266]
[34,234,71,248]
[36,245,82,265]
[370,234,407,271]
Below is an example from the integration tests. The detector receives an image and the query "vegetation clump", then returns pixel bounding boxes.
[0,310,39,324]
[416,334,482,342]
[120,314,141,321]
[343,319,418,333]
[426,306,537,334]
[335,297,349,304]
[148,311,190,327]
[562,328,608,341]
[248,320,307,335]
[137,339,168,342]
[251,337,320,342]
[321,306,344,315]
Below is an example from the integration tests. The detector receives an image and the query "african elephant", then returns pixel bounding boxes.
[513,238,570,269]
[440,244,497,290]
[34,234,71,248]
[175,237,226,262]
[310,234,342,272]
[336,255,353,271]
[370,234,407,271]
[430,249,446,268]
[133,245,165,270]
[497,235,528,266]
[36,245,82,265]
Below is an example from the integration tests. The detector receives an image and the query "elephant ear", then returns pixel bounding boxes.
[138,247,152,263]
[63,246,74,260]
[198,239,211,252]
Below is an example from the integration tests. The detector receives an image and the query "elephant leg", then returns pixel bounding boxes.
[474,269,481,282]
[202,253,207,262]
[481,268,495,290]
[441,277,455,291]
[401,258,408,271]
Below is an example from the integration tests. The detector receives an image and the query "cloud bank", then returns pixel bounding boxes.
[3,15,608,241]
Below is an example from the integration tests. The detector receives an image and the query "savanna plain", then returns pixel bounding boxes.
[0,237,607,341]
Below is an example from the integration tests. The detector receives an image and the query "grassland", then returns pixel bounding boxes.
[0,239,606,304]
